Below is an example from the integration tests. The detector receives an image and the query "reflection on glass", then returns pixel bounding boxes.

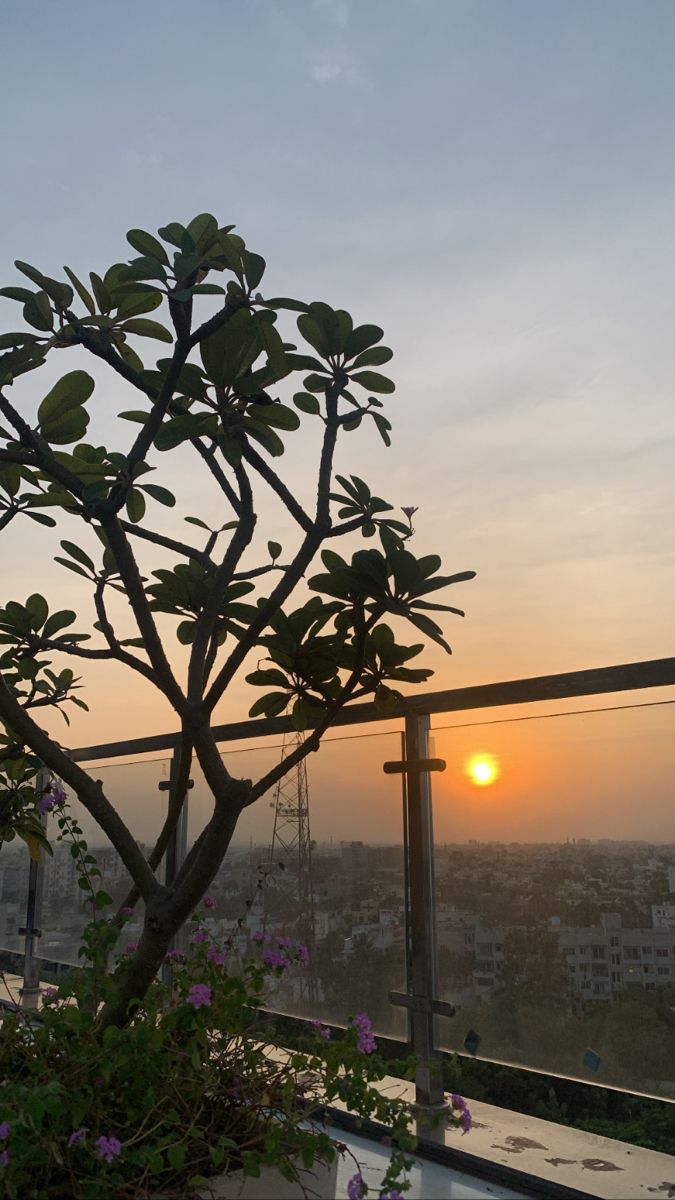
[186,730,408,1037]
[37,758,171,966]
[432,700,675,1100]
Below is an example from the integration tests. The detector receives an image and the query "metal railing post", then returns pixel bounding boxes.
[404,713,445,1110]
[160,749,190,984]
[19,765,50,1009]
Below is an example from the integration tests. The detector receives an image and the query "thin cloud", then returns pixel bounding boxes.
[313,0,349,28]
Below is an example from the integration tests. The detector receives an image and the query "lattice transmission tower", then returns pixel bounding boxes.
[265,732,318,1003]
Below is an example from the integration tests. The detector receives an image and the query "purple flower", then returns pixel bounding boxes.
[262,947,288,970]
[0,1150,8,1168]
[451,1093,473,1134]
[125,942,138,954]
[207,944,227,966]
[187,983,212,1009]
[164,949,184,964]
[68,1128,87,1147]
[401,505,418,520]
[382,1192,404,1200]
[252,930,268,943]
[201,895,216,909]
[96,1135,121,1163]
[0,1122,9,1140]
[38,794,55,814]
[51,785,67,805]
[42,986,58,1002]
[297,944,310,964]
[352,1012,377,1054]
[311,1020,331,1040]
[119,906,134,918]
[93,1075,104,1089]
[347,1173,364,1200]
[191,927,209,944]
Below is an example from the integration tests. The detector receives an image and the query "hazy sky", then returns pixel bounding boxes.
[1,1,674,808]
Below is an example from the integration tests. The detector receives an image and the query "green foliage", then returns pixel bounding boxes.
[0,799,467,1197]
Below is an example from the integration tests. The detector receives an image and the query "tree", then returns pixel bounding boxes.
[0,214,475,1026]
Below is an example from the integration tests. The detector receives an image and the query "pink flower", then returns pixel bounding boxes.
[262,947,288,970]
[352,1012,377,1054]
[311,1020,331,1040]
[347,1173,364,1200]
[187,983,212,1009]
[125,942,138,954]
[96,1135,121,1163]
[201,895,216,909]
[164,949,185,964]
[119,906,134,918]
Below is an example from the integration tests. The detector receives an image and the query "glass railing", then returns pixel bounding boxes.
[39,757,172,967]
[431,697,675,1099]
[186,728,408,1038]
[2,659,674,1109]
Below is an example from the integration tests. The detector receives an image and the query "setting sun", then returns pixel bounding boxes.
[466,754,500,787]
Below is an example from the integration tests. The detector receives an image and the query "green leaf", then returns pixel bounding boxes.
[248,692,289,718]
[53,558,91,580]
[141,483,176,507]
[38,371,94,442]
[293,391,321,415]
[115,291,163,320]
[242,250,266,290]
[121,317,173,343]
[351,345,393,368]
[126,488,146,523]
[89,272,111,313]
[297,314,327,357]
[43,610,76,637]
[372,412,392,446]
[60,540,96,571]
[406,610,452,653]
[265,297,309,312]
[157,222,187,248]
[256,403,299,431]
[184,516,211,530]
[0,332,41,349]
[344,324,384,358]
[186,212,218,250]
[350,370,395,394]
[25,593,48,630]
[23,291,53,332]
[243,418,285,457]
[268,540,282,561]
[168,1145,186,1171]
[126,229,170,265]
[256,314,288,377]
[63,266,96,314]
[0,286,34,302]
[176,620,196,644]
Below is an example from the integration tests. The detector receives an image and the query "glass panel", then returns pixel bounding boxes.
[39,757,171,967]
[431,698,675,1100]
[187,728,408,1036]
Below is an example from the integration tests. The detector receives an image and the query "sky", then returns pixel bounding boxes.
[1,0,674,841]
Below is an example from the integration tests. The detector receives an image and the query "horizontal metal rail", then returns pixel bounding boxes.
[69,655,675,762]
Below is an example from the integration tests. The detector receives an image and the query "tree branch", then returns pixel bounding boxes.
[187,462,256,702]
[98,517,186,713]
[191,438,241,515]
[93,577,159,687]
[204,381,345,712]
[239,442,313,532]
[120,519,217,574]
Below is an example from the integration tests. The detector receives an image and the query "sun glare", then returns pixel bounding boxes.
[466,754,499,787]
